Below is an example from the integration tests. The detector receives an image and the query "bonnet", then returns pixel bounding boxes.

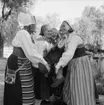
[18,12,36,27]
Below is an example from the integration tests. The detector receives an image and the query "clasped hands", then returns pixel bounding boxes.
[39,62,62,75]
[46,63,62,75]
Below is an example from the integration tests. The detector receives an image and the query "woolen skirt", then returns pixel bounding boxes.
[4,54,35,105]
[63,56,96,105]
[33,67,50,100]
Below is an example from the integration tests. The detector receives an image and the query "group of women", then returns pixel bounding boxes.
[3,11,97,105]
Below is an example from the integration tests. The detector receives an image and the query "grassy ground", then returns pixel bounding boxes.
[0,58,7,105]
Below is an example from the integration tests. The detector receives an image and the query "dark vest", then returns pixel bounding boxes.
[44,46,65,66]
[44,46,88,66]
[73,47,88,59]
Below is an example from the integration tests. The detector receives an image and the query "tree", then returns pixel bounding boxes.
[35,13,61,35]
[45,13,61,28]
[73,17,92,44]
[73,6,104,50]
[1,0,30,20]
[0,17,5,58]
[0,0,35,58]
[2,11,19,46]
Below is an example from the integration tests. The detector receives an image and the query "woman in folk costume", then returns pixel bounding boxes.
[43,28,67,101]
[55,21,96,105]
[50,27,74,88]
[33,26,63,104]
[4,12,50,105]
[33,24,53,101]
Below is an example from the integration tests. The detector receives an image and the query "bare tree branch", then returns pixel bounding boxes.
[2,0,6,19]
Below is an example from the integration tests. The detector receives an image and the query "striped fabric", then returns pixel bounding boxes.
[63,56,96,105]
[18,57,35,105]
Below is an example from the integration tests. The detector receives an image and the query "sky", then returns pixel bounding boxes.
[31,0,104,24]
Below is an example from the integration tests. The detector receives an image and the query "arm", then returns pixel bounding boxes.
[17,30,48,67]
[46,42,53,52]
[55,35,83,73]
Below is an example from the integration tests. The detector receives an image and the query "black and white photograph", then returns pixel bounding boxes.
[0,0,104,105]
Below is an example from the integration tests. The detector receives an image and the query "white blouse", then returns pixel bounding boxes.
[12,29,48,68]
[34,38,53,57]
[56,33,83,70]
[32,34,53,56]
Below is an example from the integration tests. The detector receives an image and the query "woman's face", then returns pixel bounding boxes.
[30,24,36,33]
[59,21,71,36]
[43,25,52,36]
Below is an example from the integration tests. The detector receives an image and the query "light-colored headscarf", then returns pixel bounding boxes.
[18,12,36,27]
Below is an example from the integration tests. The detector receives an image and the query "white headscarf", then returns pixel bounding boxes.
[18,12,36,27]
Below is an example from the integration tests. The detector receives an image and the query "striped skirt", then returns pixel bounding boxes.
[18,57,35,105]
[4,54,35,105]
[63,56,96,105]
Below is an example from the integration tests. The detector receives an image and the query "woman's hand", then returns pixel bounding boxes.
[45,63,51,72]
[38,63,50,74]
[55,65,62,74]
[55,68,59,74]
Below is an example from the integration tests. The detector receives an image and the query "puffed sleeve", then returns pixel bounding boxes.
[35,37,53,54]
[55,34,83,70]
[46,42,53,52]
[13,30,48,67]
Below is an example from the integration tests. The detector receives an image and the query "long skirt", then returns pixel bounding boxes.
[4,54,35,105]
[32,67,50,100]
[63,56,96,105]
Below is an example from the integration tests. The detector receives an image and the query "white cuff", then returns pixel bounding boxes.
[55,64,61,70]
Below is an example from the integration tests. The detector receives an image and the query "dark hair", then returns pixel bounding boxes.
[63,20,74,33]
[39,24,49,36]
[23,15,36,34]
[24,24,35,34]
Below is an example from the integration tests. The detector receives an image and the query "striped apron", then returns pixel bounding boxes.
[18,57,35,105]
